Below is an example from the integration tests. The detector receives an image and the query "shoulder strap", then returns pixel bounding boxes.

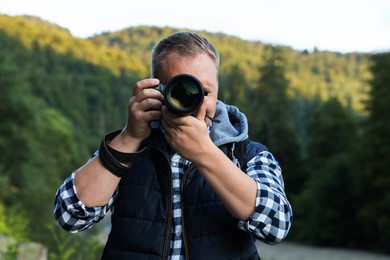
[227,138,250,171]
[228,138,268,171]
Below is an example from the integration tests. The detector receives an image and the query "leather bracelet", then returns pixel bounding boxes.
[105,131,148,163]
[98,130,149,177]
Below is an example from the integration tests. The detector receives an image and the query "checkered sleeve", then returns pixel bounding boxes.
[53,171,116,233]
[238,151,293,244]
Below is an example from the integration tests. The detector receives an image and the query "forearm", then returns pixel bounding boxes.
[75,129,142,207]
[74,157,121,207]
[194,144,258,220]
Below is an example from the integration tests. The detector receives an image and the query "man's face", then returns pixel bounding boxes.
[159,51,219,125]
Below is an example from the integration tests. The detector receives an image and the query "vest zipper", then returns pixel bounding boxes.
[181,164,196,259]
[154,146,173,260]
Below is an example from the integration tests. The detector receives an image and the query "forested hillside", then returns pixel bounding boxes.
[1,14,389,259]
[91,25,371,112]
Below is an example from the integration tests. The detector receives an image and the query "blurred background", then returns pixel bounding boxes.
[0,0,389,259]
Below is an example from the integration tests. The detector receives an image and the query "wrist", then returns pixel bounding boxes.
[191,141,219,165]
[109,129,143,153]
[99,130,149,178]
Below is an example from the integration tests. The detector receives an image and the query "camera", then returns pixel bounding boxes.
[154,74,206,115]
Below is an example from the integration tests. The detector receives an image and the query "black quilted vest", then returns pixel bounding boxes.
[101,131,266,260]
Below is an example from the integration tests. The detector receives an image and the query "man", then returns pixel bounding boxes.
[54,32,292,259]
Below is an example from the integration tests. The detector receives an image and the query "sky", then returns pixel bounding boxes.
[1,0,389,53]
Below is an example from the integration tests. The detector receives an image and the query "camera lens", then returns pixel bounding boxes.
[169,80,201,110]
[165,74,205,115]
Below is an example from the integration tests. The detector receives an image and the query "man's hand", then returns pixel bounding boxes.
[124,78,164,141]
[161,96,214,162]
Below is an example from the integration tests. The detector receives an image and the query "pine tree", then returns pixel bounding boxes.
[251,46,303,196]
[353,52,390,252]
[294,98,358,245]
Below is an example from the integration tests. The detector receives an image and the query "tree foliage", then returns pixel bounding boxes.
[248,47,304,196]
[292,98,358,245]
[349,52,390,251]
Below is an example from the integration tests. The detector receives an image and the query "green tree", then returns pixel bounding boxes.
[293,98,358,245]
[219,62,249,108]
[250,46,304,196]
[0,31,103,258]
[351,52,390,252]
[0,34,36,252]
[0,41,35,200]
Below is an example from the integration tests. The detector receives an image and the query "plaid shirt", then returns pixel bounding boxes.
[54,150,292,259]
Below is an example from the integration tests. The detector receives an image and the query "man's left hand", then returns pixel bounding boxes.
[161,97,213,162]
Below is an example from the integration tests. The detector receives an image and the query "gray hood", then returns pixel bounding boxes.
[209,100,249,147]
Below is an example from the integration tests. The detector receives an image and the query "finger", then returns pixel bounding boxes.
[161,106,174,126]
[161,106,182,129]
[132,78,160,96]
[144,110,162,122]
[129,104,162,126]
[130,82,164,109]
[195,96,208,121]
[129,96,161,122]
[139,97,163,112]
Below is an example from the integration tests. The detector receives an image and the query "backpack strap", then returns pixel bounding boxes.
[227,138,268,171]
[227,138,250,171]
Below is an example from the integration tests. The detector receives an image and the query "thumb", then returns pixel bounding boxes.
[195,96,208,121]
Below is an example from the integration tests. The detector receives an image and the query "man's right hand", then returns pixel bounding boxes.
[124,78,164,141]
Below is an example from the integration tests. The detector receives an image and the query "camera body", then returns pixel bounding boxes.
[155,74,206,116]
